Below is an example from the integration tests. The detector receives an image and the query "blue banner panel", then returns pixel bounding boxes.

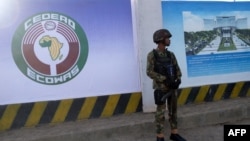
[0,0,140,105]
[162,1,250,87]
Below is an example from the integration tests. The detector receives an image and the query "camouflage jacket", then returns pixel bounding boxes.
[146,48,182,91]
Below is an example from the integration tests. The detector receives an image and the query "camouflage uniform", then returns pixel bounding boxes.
[146,48,182,134]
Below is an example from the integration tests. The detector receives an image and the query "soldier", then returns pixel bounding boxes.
[146,29,186,141]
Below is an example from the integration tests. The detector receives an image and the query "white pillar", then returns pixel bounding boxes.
[133,0,163,112]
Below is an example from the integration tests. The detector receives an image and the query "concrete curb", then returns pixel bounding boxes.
[1,97,249,141]
[178,97,250,129]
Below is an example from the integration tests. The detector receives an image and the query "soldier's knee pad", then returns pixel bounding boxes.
[154,90,166,105]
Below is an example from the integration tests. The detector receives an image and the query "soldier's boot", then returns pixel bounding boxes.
[156,137,165,141]
[170,134,186,141]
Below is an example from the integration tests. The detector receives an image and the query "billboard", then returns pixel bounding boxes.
[162,1,250,87]
[0,0,140,105]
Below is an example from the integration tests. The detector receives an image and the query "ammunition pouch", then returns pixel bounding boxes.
[153,49,180,89]
[155,63,179,89]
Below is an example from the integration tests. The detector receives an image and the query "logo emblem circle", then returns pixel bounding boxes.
[12,12,88,85]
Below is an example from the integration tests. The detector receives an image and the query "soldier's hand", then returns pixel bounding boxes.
[171,79,181,89]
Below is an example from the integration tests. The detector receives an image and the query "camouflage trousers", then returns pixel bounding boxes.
[155,90,178,134]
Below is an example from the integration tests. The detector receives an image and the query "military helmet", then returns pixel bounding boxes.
[153,29,172,43]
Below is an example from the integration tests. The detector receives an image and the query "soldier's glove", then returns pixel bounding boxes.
[170,79,181,89]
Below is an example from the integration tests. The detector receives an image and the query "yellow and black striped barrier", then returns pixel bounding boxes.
[177,81,250,105]
[0,81,249,132]
[0,92,142,131]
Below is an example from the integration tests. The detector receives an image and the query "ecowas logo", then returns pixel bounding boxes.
[12,12,88,85]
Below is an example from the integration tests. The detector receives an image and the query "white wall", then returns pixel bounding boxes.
[133,0,163,112]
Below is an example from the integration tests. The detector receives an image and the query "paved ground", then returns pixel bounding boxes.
[0,97,249,141]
